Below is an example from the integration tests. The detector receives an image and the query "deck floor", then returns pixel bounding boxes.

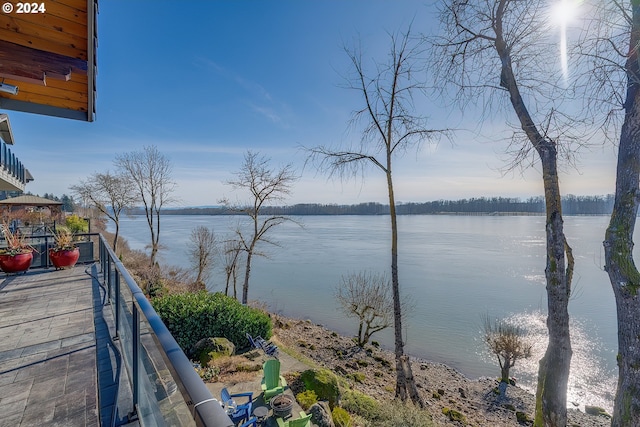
[0,265,109,426]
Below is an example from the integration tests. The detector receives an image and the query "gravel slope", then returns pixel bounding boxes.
[273,315,611,427]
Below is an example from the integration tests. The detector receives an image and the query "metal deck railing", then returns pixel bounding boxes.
[97,235,233,427]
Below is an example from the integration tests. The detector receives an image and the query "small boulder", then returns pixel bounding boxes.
[300,369,341,408]
[191,337,235,367]
[585,405,611,418]
[309,401,335,427]
[334,365,348,375]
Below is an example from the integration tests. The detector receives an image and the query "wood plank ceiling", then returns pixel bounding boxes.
[0,0,97,121]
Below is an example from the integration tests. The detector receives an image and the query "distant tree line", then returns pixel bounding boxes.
[156,194,615,216]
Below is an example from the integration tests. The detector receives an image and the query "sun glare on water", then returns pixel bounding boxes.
[551,0,580,85]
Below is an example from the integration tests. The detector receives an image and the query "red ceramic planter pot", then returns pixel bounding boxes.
[49,248,80,269]
[0,251,33,273]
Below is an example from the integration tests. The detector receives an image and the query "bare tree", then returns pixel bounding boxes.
[223,151,298,304]
[335,271,394,348]
[483,315,532,386]
[582,1,640,424]
[222,238,242,299]
[187,226,217,289]
[435,2,579,424]
[115,145,175,266]
[70,171,136,253]
[307,28,446,406]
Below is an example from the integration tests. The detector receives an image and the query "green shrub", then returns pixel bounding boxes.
[151,291,272,353]
[65,215,88,233]
[65,214,88,233]
[332,407,351,427]
[296,390,318,410]
[341,389,380,419]
[300,369,341,409]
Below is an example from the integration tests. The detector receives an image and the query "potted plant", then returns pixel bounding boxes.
[0,223,33,274]
[49,226,80,269]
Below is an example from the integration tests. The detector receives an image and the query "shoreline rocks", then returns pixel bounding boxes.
[273,315,611,426]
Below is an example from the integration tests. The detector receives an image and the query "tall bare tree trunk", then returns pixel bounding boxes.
[242,250,252,305]
[604,4,640,424]
[113,222,119,253]
[494,12,573,423]
[387,167,422,407]
[534,151,573,427]
[388,168,406,399]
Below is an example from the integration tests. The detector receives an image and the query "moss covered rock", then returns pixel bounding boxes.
[301,369,341,408]
[442,407,467,424]
[192,337,235,367]
[584,405,611,418]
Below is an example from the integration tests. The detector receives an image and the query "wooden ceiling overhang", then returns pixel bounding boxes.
[0,0,97,122]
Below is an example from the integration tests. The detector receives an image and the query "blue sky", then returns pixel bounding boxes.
[5,0,619,206]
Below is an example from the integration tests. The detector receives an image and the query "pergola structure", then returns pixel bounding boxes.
[0,0,98,122]
[0,194,63,223]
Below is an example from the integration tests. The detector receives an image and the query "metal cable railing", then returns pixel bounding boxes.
[98,235,233,427]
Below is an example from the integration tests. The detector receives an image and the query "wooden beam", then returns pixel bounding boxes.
[0,40,86,86]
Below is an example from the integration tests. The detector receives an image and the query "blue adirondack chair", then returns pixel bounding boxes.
[246,332,279,358]
[221,387,253,425]
[239,417,258,427]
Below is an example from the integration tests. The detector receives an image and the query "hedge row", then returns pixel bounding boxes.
[151,291,272,354]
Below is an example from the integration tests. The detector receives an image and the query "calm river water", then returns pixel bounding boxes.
[111,214,619,411]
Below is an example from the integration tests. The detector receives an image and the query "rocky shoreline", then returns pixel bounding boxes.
[272,315,611,427]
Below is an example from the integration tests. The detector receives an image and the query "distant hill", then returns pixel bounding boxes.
[137,195,614,216]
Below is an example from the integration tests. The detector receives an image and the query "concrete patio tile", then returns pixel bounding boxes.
[55,338,95,353]
[0,370,17,386]
[16,354,69,382]
[0,411,22,427]
[0,397,26,418]
[20,339,62,357]
[0,377,32,405]
[65,372,95,395]
[0,352,43,372]
[0,347,23,363]
[17,331,53,347]
[29,375,66,403]
[61,332,94,348]
[50,412,87,427]
[53,389,86,422]
[20,398,56,425]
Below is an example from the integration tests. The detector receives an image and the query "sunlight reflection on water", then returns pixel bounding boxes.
[478,311,616,413]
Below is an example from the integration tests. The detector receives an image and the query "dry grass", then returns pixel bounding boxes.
[212,355,263,384]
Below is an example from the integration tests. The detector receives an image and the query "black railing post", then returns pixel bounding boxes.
[105,257,112,306]
[132,304,140,410]
[114,272,120,340]
[44,236,50,268]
